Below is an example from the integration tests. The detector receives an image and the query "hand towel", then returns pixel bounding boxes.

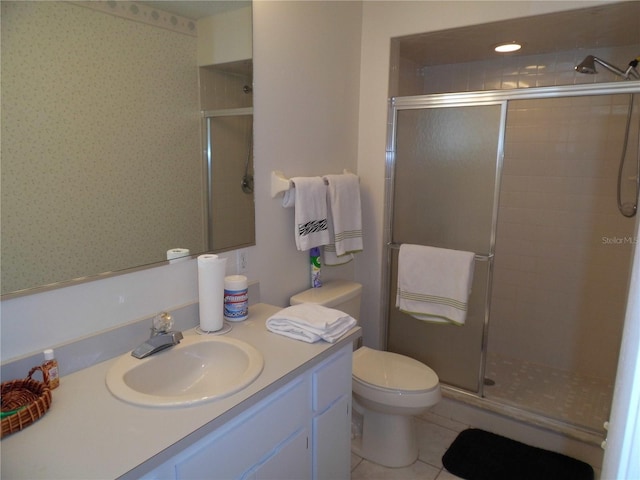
[282,188,296,208]
[322,204,353,265]
[322,244,354,266]
[292,177,330,251]
[266,304,357,343]
[396,244,475,326]
[324,173,363,257]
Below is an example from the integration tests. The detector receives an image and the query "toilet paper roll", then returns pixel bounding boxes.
[197,254,227,332]
[167,248,190,262]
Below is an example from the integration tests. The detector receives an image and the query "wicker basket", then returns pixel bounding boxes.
[1,366,52,438]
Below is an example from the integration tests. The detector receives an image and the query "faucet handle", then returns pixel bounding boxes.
[152,312,173,334]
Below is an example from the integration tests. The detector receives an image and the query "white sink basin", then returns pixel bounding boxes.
[106,335,264,407]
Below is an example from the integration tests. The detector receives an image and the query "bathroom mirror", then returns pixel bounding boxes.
[0,1,254,297]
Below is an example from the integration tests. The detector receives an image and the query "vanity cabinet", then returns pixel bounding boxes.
[141,343,352,480]
[311,344,353,480]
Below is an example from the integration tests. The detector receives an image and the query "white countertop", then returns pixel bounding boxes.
[1,304,361,479]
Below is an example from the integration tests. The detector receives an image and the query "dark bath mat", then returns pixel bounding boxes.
[442,428,594,480]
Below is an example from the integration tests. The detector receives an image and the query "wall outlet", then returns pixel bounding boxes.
[237,250,248,274]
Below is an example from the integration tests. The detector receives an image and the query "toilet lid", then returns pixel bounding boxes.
[353,347,439,392]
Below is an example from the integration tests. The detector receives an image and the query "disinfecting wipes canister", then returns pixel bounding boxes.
[224,275,249,321]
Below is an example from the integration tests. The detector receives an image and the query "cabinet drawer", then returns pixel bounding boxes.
[175,377,310,479]
[312,345,352,413]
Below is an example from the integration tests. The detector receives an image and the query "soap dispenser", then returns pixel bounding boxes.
[42,349,60,389]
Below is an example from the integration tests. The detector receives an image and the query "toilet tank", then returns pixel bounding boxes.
[290,280,362,321]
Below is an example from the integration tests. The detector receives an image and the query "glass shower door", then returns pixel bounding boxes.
[387,102,505,393]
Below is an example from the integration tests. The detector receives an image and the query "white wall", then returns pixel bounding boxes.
[602,218,640,479]
[251,0,363,307]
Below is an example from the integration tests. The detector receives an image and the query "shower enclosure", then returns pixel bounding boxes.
[385,82,640,439]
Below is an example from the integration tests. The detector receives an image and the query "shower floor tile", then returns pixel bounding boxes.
[484,353,614,432]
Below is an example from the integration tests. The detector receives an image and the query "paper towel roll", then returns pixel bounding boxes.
[167,248,190,262]
[197,254,227,332]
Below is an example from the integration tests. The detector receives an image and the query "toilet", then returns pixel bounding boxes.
[290,280,441,468]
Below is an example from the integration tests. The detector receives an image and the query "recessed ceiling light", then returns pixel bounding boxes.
[494,42,522,53]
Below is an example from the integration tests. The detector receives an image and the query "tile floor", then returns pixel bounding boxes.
[484,353,613,433]
[350,410,601,480]
[350,412,466,480]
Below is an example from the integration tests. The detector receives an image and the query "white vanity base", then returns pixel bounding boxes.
[1,304,359,480]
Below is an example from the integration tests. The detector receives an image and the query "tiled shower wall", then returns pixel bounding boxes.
[417,46,640,94]
[493,93,637,380]
[400,45,640,380]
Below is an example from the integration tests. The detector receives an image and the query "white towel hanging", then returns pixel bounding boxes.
[291,176,330,251]
[396,244,475,325]
[324,173,363,257]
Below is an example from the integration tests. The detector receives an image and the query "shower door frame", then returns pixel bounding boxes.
[384,81,640,400]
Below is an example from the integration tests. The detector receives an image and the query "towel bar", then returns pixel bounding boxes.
[387,243,493,262]
[270,169,355,198]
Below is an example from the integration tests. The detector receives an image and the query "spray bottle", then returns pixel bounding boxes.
[310,247,322,288]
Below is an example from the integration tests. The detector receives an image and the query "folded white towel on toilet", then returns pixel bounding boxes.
[266,304,356,343]
[396,244,475,326]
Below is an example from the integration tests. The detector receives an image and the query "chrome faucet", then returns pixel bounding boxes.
[131,312,183,359]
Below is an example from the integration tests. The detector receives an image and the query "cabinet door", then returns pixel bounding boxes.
[175,379,309,479]
[244,428,310,480]
[313,348,352,413]
[313,395,350,480]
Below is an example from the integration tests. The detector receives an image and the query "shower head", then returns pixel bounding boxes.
[575,55,597,74]
[575,55,640,79]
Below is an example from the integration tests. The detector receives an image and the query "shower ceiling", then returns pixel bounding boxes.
[398,1,640,66]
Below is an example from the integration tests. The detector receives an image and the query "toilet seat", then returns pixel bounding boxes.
[353,347,439,393]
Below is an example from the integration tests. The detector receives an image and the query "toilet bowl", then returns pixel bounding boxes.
[290,280,441,468]
[352,346,441,467]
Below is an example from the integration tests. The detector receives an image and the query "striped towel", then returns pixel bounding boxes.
[292,176,330,251]
[324,173,363,257]
[396,244,475,326]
